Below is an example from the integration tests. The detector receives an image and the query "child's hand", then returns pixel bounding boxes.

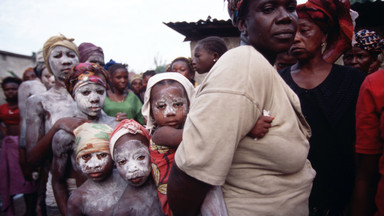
[248,115,274,139]
[115,112,127,121]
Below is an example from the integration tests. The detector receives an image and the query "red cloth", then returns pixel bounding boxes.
[355,69,384,215]
[0,136,36,212]
[150,139,175,216]
[297,0,353,63]
[0,103,19,125]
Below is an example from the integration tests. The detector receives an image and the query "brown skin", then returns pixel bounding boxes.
[289,18,332,89]
[27,117,88,165]
[107,68,129,121]
[351,154,380,216]
[343,47,376,74]
[1,82,19,136]
[131,79,143,95]
[108,68,129,102]
[168,0,297,214]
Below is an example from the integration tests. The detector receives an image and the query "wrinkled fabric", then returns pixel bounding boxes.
[0,136,36,211]
[355,29,384,54]
[109,119,151,160]
[297,0,353,63]
[74,123,113,160]
[78,42,104,63]
[66,63,108,97]
[141,72,195,134]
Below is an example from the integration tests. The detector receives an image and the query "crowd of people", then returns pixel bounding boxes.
[0,0,384,215]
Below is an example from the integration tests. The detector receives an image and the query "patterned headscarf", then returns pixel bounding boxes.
[43,34,80,75]
[354,29,384,55]
[227,0,245,26]
[65,63,109,97]
[74,123,113,161]
[78,42,104,63]
[109,119,151,160]
[297,0,353,63]
[130,74,143,86]
[141,72,195,134]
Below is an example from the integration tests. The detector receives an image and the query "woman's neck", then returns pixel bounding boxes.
[240,36,277,65]
[296,55,330,74]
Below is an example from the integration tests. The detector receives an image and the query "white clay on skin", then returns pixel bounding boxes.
[152,89,188,118]
[48,46,79,83]
[78,152,110,175]
[114,140,151,186]
[74,83,106,117]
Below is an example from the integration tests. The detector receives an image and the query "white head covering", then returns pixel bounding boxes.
[141,72,195,134]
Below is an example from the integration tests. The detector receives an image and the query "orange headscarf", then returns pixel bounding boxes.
[297,0,353,63]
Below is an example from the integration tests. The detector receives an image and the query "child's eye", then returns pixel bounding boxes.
[118,160,127,165]
[174,103,183,107]
[137,156,145,161]
[157,104,166,109]
[81,90,91,96]
[96,89,105,95]
[53,53,62,58]
[82,154,91,160]
[99,153,108,158]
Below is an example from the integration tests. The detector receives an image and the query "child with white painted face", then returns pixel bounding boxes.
[141,72,228,216]
[109,119,163,216]
[67,123,126,216]
[50,63,119,215]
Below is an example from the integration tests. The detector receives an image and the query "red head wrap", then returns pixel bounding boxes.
[297,0,353,63]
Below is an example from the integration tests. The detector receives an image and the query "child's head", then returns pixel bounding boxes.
[193,36,228,74]
[168,57,195,84]
[74,123,114,182]
[110,119,152,187]
[66,63,109,118]
[141,73,195,134]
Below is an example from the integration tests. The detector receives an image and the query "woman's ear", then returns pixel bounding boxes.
[322,33,328,46]
[237,18,247,33]
[213,52,220,61]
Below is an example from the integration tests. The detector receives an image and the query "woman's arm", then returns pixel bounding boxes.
[167,162,212,216]
[351,154,380,216]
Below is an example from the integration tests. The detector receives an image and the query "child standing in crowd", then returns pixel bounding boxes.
[103,63,145,124]
[192,36,228,75]
[109,119,163,216]
[168,57,195,85]
[142,72,228,216]
[66,123,126,216]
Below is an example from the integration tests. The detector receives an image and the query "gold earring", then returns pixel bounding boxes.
[321,42,326,47]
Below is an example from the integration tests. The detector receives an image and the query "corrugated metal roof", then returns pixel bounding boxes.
[164,16,240,41]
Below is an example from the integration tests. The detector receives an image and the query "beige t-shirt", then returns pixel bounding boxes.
[175,46,316,216]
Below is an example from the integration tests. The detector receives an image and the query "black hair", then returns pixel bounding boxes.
[34,62,46,79]
[2,76,22,89]
[108,63,128,76]
[143,70,156,79]
[196,36,228,57]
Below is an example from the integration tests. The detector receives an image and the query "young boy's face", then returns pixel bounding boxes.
[114,135,151,187]
[150,82,189,129]
[77,151,114,182]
